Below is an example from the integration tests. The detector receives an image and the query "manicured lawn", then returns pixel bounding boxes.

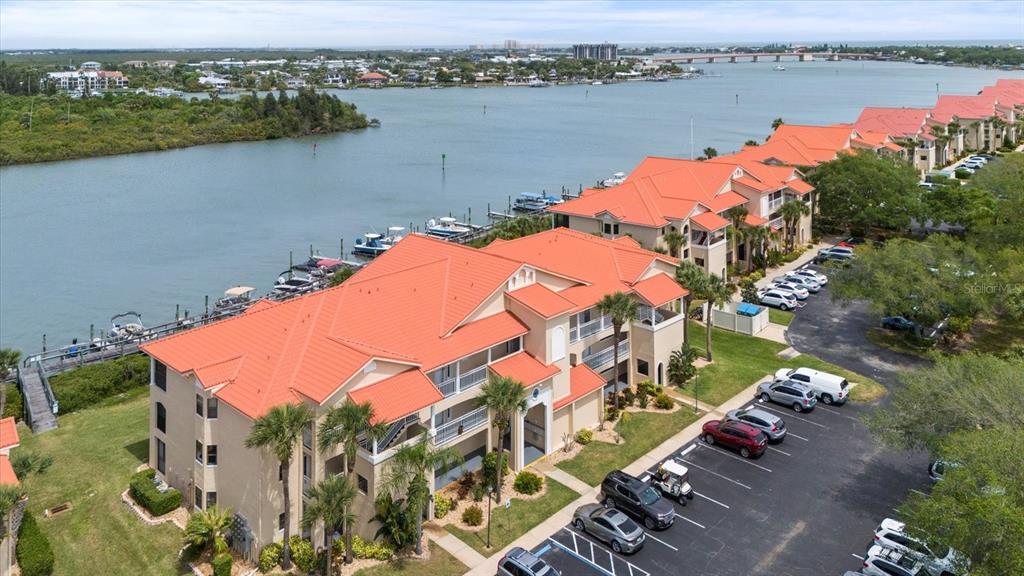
[13,389,188,575]
[687,324,886,406]
[557,407,702,486]
[446,478,578,556]
[768,308,795,327]
[354,542,466,576]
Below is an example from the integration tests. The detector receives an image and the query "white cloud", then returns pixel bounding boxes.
[1,0,1021,49]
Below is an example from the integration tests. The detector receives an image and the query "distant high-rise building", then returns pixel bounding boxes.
[573,43,618,61]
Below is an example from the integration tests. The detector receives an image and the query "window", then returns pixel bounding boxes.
[206,398,218,419]
[195,487,203,509]
[603,222,620,235]
[302,453,312,479]
[637,359,649,376]
[206,445,218,466]
[357,474,369,495]
[156,402,166,433]
[694,257,705,268]
[206,492,217,509]
[657,363,664,385]
[154,362,167,391]
[302,423,312,450]
[195,394,204,417]
[195,441,204,464]
[156,438,166,474]
[278,513,286,531]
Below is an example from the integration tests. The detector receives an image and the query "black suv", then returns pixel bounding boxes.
[600,470,675,530]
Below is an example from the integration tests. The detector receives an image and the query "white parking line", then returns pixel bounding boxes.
[679,459,752,490]
[910,488,927,496]
[758,403,829,428]
[693,490,730,509]
[679,444,697,458]
[555,528,651,576]
[767,446,792,457]
[645,532,680,550]
[698,442,773,472]
[786,431,809,441]
[817,405,842,415]
[851,553,865,561]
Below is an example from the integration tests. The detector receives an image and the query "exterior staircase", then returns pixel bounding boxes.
[16,361,59,433]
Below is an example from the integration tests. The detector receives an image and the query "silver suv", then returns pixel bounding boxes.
[725,408,787,442]
[756,380,818,412]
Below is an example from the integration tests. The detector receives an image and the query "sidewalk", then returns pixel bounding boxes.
[457,379,768,576]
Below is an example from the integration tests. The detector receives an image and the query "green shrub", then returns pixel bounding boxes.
[605,405,619,421]
[48,354,149,413]
[212,552,232,576]
[574,428,593,445]
[351,535,394,560]
[2,383,22,420]
[740,279,759,304]
[636,390,650,408]
[128,468,181,516]
[635,379,656,397]
[513,471,544,495]
[288,536,317,574]
[748,270,765,283]
[462,505,483,527]
[472,483,485,502]
[622,388,636,406]
[434,493,452,519]
[16,512,54,576]
[258,542,282,572]
[654,393,675,410]
[482,451,508,491]
[946,315,973,337]
[955,168,972,179]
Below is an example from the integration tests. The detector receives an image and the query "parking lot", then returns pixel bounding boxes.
[531,394,929,576]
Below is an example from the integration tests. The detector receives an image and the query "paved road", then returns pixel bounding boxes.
[784,265,929,387]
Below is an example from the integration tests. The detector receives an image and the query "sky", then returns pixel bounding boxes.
[1,0,1021,50]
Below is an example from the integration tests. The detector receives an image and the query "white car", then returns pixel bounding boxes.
[967,156,988,164]
[779,273,821,292]
[759,289,801,311]
[790,267,828,285]
[863,545,930,576]
[773,367,848,405]
[955,165,976,174]
[873,518,968,575]
[961,161,984,170]
[769,281,809,300]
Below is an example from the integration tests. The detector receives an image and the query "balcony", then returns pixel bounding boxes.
[634,304,682,330]
[570,314,611,343]
[434,363,488,398]
[583,340,629,371]
[767,197,784,212]
[434,406,488,446]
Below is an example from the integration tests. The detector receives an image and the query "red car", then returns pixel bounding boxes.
[701,420,767,458]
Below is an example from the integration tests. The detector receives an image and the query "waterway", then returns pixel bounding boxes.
[1,61,1019,352]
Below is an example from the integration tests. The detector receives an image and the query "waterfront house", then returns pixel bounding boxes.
[358,72,388,87]
[140,229,688,553]
[44,70,130,92]
[548,156,814,278]
[851,108,940,171]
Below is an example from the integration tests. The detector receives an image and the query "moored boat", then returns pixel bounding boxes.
[602,172,627,187]
[426,216,472,238]
[514,192,549,212]
[215,286,256,311]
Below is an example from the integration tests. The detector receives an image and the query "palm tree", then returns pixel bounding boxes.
[662,230,686,258]
[317,401,387,564]
[701,274,733,362]
[184,506,234,555]
[702,147,718,159]
[667,344,697,388]
[723,206,749,274]
[675,261,707,347]
[779,200,810,252]
[303,475,357,576]
[245,403,313,571]
[476,374,528,503]
[378,433,462,555]
[744,226,771,273]
[771,117,784,130]
[596,292,638,409]
[0,348,20,415]
[1,484,23,540]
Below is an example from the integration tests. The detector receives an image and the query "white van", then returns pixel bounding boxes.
[773,367,849,405]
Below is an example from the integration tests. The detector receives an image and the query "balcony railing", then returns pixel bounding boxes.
[767,197,784,212]
[583,340,629,371]
[460,365,487,390]
[436,377,457,397]
[768,216,784,230]
[570,314,611,343]
[435,406,488,446]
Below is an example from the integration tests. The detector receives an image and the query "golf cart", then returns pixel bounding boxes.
[651,460,693,504]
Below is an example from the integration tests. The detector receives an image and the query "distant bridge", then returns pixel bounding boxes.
[651,52,875,64]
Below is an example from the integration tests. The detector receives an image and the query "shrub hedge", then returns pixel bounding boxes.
[350,535,394,560]
[128,468,182,516]
[288,536,317,574]
[654,393,675,410]
[574,428,593,445]
[513,471,544,495]
[462,505,483,527]
[258,542,282,573]
[16,511,54,576]
[212,552,232,576]
[2,383,23,420]
[49,354,149,414]
[433,493,453,519]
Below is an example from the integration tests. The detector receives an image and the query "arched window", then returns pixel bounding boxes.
[156,402,167,433]
[657,363,664,386]
[551,326,566,362]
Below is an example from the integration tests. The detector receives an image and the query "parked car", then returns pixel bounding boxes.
[724,407,787,443]
[773,367,849,405]
[498,547,561,576]
[815,247,855,265]
[873,518,969,575]
[837,237,866,248]
[961,161,984,170]
[600,470,675,530]
[757,379,818,412]
[768,280,809,300]
[791,267,828,285]
[863,545,929,576]
[700,420,768,458]
[967,155,988,164]
[822,245,855,257]
[881,316,916,331]
[779,273,821,292]
[572,504,645,554]
[759,288,801,311]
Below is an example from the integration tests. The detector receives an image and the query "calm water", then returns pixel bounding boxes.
[1,61,1020,351]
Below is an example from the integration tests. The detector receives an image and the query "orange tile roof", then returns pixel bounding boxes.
[703,191,748,212]
[691,211,729,231]
[507,283,576,319]
[488,351,560,388]
[786,178,814,195]
[729,124,855,167]
[0,417,19,451]
[744,214,768,226]
[854,107,930,139]
[555,364,606,410]
[632,273,688,307]
[348,369,443,424]
[931,94,997,123]
[0,455,18,486]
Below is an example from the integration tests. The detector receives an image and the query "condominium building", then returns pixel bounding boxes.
[731,124,904,168]
[853,107,942,171]
[141,229,688,554]
[549,156,815,278]
[573,43,618,61]
[44,70,130,92]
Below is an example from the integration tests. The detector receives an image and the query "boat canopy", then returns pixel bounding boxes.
[518,192,544,200]
[224,286,256,298]
[660,459,689,477]
[387,226,406,234]
[364,233,383,240]
[439,217,458,224]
